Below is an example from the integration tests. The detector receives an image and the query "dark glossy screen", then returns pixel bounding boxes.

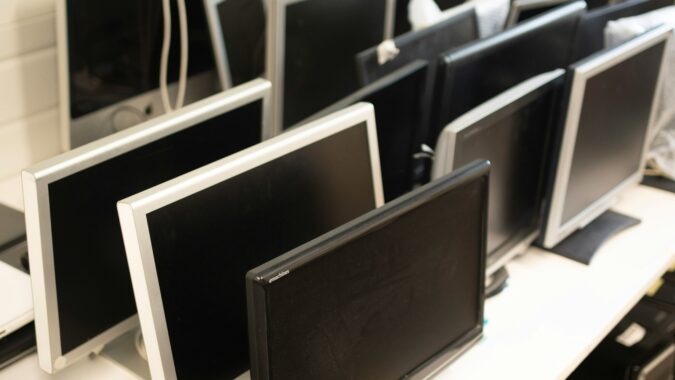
[216,0,265,86]
[282,0,386,128]
[393,0,466,35]
[357,8,478,85]
[146,123,376,379]
[258,177,485,380]
[431,3,582,144]
[561,42,665,224]
[48,100,262,354]
[66,0,214,119]
[453,86,555,267]
[570,0,671,62]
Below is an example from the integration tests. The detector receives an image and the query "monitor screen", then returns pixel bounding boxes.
[356,6,478,86]
[430,1,584,145]
[274,0,387,129]
[561,41,666,224]
[65,0,215,120]
[44,96,263,357]
[140,111,380,379]
[303,62,429,202]
[212,0,265,87]
[247,160,488,380]
[511,0,574,26]
[436,70,563,270]
[570,0,672,62]
[393,0,467,35]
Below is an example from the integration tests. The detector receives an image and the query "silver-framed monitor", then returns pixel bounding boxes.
[117,103,384,380]
[204,0,266,90]
[57,0,218,150]
[22,79,270,374]
[505,0,572,27]
[266,0,388,133]
[433,69,564,274]
[541,25,671,249]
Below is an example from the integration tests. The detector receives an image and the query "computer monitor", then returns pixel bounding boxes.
[541,25,670,249]
[266,0,388,133]
[393,0,467,36]
[22,79,270,374]
[57,0,219,150]
[246,160,488,380]
[204,0,265,90]
[300,61,429,202]
[355,4,478,86]
[429,1,585,145]
[433,69,564,274]
[505,0,573,27]
[117,103,384,380]
[570,0,672,62]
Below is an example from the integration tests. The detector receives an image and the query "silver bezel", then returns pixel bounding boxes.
[432,69,565,273]
[117,102,384,380]
[204,0,235,90]
[541,25,672,248]
[56,0,71,152]
[22,79,271,374]
[505,0,570,28]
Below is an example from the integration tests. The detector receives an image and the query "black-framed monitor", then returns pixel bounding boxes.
[300,61,429,202]
[204,0,266,90]
[117,103,384,380]
[433,69,563,274]
[505,0,573,27]
[570,0,672,62]
[56,0,218,149]
[393,0,467,36]
[22,79,270,374]
[541,26,670,251]
[429,1,585,145]
[266,0,388,133]
[247,160,488,380]
[355,4,478,86]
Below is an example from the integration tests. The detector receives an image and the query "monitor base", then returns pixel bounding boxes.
[642,175,675,194]
[546,210,641,265]
[486,267,509,298]
[100,329,150,379]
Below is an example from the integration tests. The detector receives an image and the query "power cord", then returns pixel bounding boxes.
[160,0,189,113]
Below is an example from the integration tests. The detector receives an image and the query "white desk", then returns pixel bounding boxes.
[0,174,673,378]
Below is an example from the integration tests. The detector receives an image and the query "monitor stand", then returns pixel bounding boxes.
[545,210,641,265]
[99,329,151,379]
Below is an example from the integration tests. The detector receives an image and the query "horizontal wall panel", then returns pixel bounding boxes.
[0,13,56,60]
[0,107,60,180]
[0,47,58,125]
[0,0,54,26]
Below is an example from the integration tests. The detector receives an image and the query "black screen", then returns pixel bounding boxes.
[216,0,265,86]
[431,2,583,144]
[48,100,262,354]
[561,41,666,224]
[453,82,557,267]
[66,0,215,119]
[282,0,387,128]
[252,168,486,380]
[356,7,478,86]
[570,0,672,62]
[146,123,377,379]
[393,0,467,36]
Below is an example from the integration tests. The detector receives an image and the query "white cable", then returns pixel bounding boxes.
[160,0,173,113]
[175,0,189,109]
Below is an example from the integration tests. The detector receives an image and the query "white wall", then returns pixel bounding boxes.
[0,0,60,182]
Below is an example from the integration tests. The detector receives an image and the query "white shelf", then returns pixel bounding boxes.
[435,185,675,380]
[0,353,140,380]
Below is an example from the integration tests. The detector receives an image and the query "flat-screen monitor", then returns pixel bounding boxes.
[394,0,467,36]
[204,0,265,89]
[246,160,488,380]
[267,0,388,133]
[570,0,672,62]
[541,26,670,248]
[57,0,218,149]
[356,5,478,86]
[433,69,563,274]
[117,103,384,380]
[300,61,429,202]
[22,79,270,374]
[505,0,573,27]
[429,1,585,145]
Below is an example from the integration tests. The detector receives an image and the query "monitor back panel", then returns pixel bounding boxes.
[145,122,377,379]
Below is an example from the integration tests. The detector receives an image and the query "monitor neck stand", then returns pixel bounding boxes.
[98,329,151,379]
[545,210,641,265]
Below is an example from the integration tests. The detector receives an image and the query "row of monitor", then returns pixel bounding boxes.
[28,0,672,378]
